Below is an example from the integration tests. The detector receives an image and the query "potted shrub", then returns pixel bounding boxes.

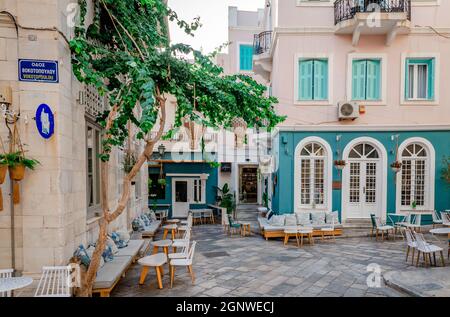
[4,151,40,181]
[391,161,402,173]
[157,178,166,188]
[334,160,347,170]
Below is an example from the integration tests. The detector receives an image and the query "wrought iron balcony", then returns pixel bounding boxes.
[334,0,411,25]
[253,31,272,55]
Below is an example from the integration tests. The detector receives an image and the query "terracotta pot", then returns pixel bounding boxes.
[9,164,26,181]
[0,164,7,184]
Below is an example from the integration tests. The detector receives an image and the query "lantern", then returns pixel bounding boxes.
[182,110,206,150]
[231,117,247,148]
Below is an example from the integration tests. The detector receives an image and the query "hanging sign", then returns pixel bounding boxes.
[35,104,55,139]
[18,59,59,83]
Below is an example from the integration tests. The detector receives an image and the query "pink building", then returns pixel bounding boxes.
[236,0,450,223]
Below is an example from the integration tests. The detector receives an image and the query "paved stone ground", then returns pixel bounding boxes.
[112,225,412,297]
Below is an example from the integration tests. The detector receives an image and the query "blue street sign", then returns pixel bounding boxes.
[18,59,59,83]
[35,104,55,139]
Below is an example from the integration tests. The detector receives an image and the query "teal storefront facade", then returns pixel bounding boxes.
[271,127,450,224]
[148,155,219,218]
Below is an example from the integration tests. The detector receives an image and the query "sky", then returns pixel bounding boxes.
[168,0,265,54]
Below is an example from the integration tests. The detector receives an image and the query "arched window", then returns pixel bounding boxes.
[400,143,429,208]
[299,142,326,207]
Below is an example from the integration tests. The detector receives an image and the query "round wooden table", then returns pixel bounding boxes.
[298,228,314,247]
[162,224,178,240]
[151,239,173,255]
[238,222,251,237]
[166,219,180,225]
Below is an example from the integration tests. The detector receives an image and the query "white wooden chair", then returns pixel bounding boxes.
[432,210,443,228]
[414,232,445,268]
[192,211,203,225]
[320,212,337,242]
[178,215,192,238]
[169,241,197,288]
[405,213,422,232]
[172,229,191,251]
[34,266,72,297]
[442,212,450,226]
[370,214,394,241]
[405,229,418,264]
[0,269,14,297]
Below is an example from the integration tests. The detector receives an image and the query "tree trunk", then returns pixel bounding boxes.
[77,91,166,297]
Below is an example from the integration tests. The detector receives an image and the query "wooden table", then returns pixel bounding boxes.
[151,240,173,255]
[166,219,180,225]
[0,277,33,296]
[162,224,178,240]
[239,222,251,237]
[138,253,167,289]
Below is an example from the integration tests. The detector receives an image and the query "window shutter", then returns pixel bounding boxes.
[352,60,367,100]
[366,60,381,100]
[313,59,328,100]
[240,45,253,71]
[405,58,411,99]
[427,58,435,100]
[299,60,313,100]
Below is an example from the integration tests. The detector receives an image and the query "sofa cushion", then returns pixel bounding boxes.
[142,220,162,236]
[326,212,339,225]
[296,213,312,226]
[269,215,285,227]
[115,230,131,243]
[106,236,119,254]
[115,240,144,258]
[93,256,132,290]
[284,214,297,226]
[132,218,145,232]
[266,210,273,220]
[111,232,128,249]
[311,212,326,225]
[73,245,91,268]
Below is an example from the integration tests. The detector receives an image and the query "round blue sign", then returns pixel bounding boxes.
[35,104,54,139]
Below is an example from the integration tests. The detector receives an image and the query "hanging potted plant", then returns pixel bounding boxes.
[157,163,166,188]
[390,161,402,173]
[0,155,7,184]
[4,151,40,181]
[334,160,347,170]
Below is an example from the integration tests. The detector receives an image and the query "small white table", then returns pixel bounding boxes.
[138,253,168,289]
[0,276,33,295]
[151,239,173,255]
[430,228,450,236]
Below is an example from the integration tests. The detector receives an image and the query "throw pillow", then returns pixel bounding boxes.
[111,232,128,249]
[269,215,285,227]
[266,210,273,220]
[311,212,326,225]
[326,211,339,225]
[85,246,105,268]
[106,236,119,254]
[132,218,144,232]
[284,214,297,226]
[296,213,312,226]
[102,244,114,263]
[147,210,157,222]
[115,230,131,243]
[73,245,90,268]
[140,214,151,226]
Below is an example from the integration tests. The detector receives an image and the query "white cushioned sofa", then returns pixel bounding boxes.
[258,211,343,240]
[93,239,146,297]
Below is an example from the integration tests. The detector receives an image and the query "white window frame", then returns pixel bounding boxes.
[86,120,102,219]
[294,53,333,106]
[236,41,254,75]
[407,63,429,101]
[347,53,387,106]
[400,53,440,106]
[396,137,435,213]
[192,179,205,204]
[294,137,333,212]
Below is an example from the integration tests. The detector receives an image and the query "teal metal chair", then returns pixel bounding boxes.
[228,215,242,236]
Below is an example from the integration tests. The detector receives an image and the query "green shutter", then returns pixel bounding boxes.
[405,58,411,99]
[366,60,381,100]
[427,58,435,100]
[299,60,313,100]
[352,60,367,100]
[239,45,253,71]
[313,59,328,100]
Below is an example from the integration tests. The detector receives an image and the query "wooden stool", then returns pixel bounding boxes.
[162,224,178,240]
[298,229,314,247]
[138,253,167,289]
[284,229,299,247]
[151,239,173,255]
[239,222,251,237]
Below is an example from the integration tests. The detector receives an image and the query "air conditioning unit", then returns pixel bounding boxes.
[338,101,360,120]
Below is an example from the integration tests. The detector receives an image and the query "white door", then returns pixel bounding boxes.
[172,179,190,218]
[346,143,381,219]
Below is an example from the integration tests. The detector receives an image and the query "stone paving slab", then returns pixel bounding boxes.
[384,267,450,297]
[112,224,413,297]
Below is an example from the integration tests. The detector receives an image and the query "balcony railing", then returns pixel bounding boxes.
[253,31,272,55]
[334,0,411,25]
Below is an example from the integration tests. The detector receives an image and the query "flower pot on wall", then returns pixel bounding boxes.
[9,164,25,181]
[0,164,7,184]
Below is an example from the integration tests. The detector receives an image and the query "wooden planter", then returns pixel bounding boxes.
[9,164,26,181]
[0,164,7,184]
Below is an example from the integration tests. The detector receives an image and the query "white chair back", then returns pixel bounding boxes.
[443,212,450,225]
[0,269,14,297]
[413,232,429,253]
[187,241,197,265]
[405,229,415,247]
[34,266,72,297]
[432,210,442,222]
[410,214,421,226]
